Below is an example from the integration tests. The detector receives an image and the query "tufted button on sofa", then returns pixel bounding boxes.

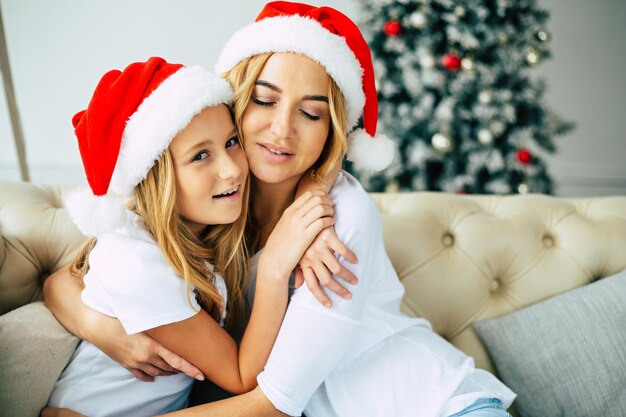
[1,180,626,416]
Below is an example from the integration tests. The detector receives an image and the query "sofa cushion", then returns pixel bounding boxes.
[0,301,79,417]
[474,270,626,417]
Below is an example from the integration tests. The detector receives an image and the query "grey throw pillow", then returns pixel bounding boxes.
[474,270,626,417]
[0,302,79,417]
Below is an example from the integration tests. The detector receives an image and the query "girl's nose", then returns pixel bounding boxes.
[217,153,242,180]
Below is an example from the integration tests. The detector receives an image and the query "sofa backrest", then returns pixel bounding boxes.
[369,191,626,372]
[2,180,626,373]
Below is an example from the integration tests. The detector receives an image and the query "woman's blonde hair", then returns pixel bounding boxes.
[71,147,249,329]
[224,53,348,185]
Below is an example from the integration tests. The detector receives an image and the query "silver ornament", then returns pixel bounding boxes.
[478,90,492,105]
[478,128,494,145]
[409,11,427,29]
[461,57,474,71]
[419,53,435,69]
[537,30,550,42]
[454,6,466,17]
[518,182,530,194]
[432,132,453,153]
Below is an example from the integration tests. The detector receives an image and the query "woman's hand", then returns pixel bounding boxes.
[96,327,205,382]
[294,226,358,307]
[40,408,86,417]
[260,190,336,280]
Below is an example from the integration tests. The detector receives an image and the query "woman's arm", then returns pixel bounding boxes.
[41,386,286,417]
[147,190,336,394]
[43,266,203,381]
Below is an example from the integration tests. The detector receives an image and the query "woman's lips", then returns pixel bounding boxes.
[258,143,295,162]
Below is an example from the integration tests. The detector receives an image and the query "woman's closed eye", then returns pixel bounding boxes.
[251,95,274,107]
[300,109,320,121]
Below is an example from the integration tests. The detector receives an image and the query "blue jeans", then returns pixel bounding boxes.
[447,398,512,417]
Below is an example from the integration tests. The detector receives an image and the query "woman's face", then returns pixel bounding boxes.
[241,53,331,185]
[169,104,248,234]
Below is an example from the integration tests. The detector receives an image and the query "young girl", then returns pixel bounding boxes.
[46,57,336,417]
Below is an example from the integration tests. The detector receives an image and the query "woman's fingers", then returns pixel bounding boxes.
[129,368,155,382]
[158,344,205,381]
[302,267,332,308]
[40,407,87,417]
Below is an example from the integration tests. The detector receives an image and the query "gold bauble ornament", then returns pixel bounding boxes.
[432,132,453,153]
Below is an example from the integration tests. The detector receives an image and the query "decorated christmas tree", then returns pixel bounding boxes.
[350,0,574,194]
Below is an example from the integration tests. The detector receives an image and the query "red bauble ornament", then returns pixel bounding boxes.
[384,20,402,37]
[516,148,533,164]
[442,53,462,71]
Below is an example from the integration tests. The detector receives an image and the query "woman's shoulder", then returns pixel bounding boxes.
[330,170,382,238]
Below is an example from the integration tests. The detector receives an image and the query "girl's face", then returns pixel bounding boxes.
[241,53,331,185]
[169,104,248,234]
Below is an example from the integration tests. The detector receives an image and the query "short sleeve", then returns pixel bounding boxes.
[81,232,201,334]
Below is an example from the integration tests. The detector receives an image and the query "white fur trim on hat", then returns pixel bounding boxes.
[65,189,127,237]
[347,129,395,172]
[110,66,232,197]
[216,15,365,130]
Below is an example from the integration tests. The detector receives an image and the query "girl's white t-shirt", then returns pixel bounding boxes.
[48,211,227,417]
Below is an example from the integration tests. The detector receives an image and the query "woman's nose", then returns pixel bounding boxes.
[269,105,295,139]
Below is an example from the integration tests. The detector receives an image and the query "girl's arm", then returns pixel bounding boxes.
[295,164,359,307]
[146,190,336,394]
[43,267,201,381]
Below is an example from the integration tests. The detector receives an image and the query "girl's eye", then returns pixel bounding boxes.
[300,110,321,121]
[251,96,274,107]
[225,136,240,148]
[192,151,209,162]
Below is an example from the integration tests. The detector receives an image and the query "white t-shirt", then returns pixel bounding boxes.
[253,171,515,417]
[47,211,227,417]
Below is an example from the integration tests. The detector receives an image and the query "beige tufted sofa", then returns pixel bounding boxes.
[1,179,626,416]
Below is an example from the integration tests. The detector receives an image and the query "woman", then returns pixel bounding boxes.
[43,2,515,417]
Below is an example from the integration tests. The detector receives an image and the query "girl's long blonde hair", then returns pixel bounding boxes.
[71,147,249,330]
[224,53,349,185]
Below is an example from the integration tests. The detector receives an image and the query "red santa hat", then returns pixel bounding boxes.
[215,1,395,172]
[65,57,232,237]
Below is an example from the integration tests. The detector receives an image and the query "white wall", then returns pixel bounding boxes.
[0,0,357,185]
[1,0,624,196]
[537,0,626,196]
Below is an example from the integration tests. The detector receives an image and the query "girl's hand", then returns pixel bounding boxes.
[294,226,358,307]
[260,190,336,280]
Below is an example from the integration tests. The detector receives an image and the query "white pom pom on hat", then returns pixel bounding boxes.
[66,57,232,237]
[216,1,396,172]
